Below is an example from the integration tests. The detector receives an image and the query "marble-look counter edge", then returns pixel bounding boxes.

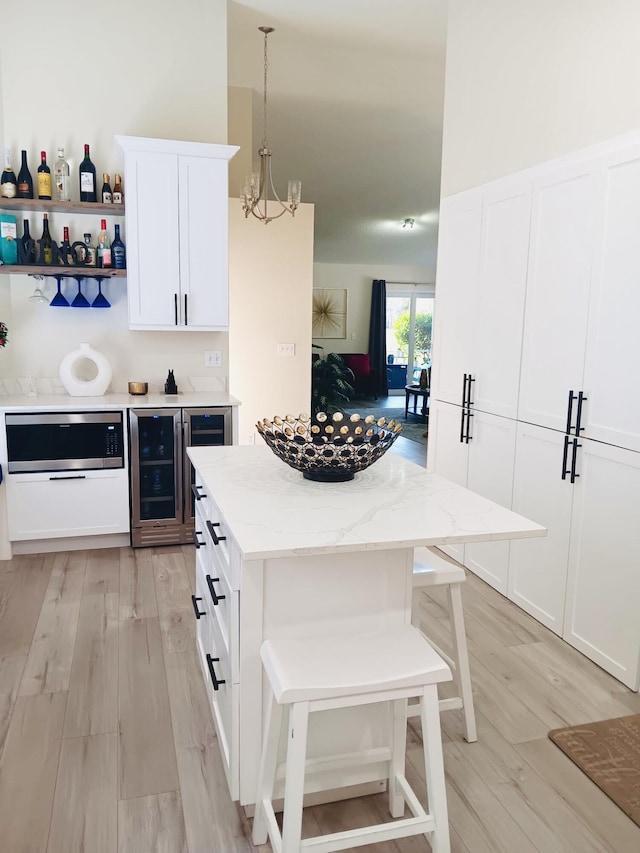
[0,392,241,411]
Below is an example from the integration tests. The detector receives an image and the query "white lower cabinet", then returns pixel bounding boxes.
[563,439,640,689]
[6,469,129,540]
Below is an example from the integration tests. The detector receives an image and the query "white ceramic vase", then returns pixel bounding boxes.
[59,342,112,397]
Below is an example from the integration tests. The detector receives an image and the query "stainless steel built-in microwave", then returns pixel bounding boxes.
[5,410,125,473]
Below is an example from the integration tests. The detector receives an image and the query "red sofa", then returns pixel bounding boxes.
[341,353,379,400]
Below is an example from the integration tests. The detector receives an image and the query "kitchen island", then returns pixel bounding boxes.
[187,444,545,808]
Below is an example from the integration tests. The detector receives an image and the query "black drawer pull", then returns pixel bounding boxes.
[192,529,205,549]
[206,518,226,545]
[206,653,226,690]
[49,474,86,481]
[191,483,205,501]
[206,574,226,606]
[191,595,205,619]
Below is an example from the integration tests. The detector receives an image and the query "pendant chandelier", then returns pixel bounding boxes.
[241,26,301,224]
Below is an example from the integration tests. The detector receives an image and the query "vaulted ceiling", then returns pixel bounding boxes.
[227,1,448,267]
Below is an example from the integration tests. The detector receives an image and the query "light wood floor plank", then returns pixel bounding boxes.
[0,654,26,761]
[516,737,640,853]
[118,617,179,800]
[63,592,119,738]
[19,551,86,696]
[153,548,195,654]
[119,547,158,621]
[164,648,216,750]
[175,745,257,852]
[85,547,120,595]
[0,692,67,853]
[47,732,117,853]
[0,553,51,657]
[180,544,196,594]
[118,790,187,853]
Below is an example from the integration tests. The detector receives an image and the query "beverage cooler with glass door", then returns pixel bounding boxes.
[129,407,232,547]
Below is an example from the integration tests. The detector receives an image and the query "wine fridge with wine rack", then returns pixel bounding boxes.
[128,407,232,547]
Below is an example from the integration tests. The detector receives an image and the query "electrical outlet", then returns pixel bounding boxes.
[204,350,222,368]
[277,343,295,357]
[247,433,255,445]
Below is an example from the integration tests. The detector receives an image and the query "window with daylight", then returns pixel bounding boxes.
[385,283,435,392]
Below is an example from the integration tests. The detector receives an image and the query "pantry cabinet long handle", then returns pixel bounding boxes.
[191,595,205,619]
[460,373,468,408]
[206,574,226,606]
[575,391,587,434]
[465,409,473,443]
[206,518,226,545]
[565,390,577,435]
[570,439,581,484]
[206,653,225,691]
[174,293,178,326]
[467,375,475,407]
[184,294,188,326]
[561,434,571,480]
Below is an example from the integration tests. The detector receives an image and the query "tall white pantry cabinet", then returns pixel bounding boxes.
[428,131,640,690]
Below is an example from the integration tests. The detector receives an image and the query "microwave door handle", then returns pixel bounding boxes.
[49,474,86,480]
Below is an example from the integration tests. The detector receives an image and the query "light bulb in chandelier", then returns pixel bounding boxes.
[402,218,415,229]
[241,26,302,224]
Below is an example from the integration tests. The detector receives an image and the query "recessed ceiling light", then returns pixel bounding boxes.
[402,218,415,229]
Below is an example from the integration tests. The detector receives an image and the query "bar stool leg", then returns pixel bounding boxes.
[389,698,408,818]
[447,584,477,743]
[420,684,451,853]
[252,692,283,846]
[281,700,310,853]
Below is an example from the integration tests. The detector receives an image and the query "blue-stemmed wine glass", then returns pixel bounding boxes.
[71,276,90,308]
[91,278,110,308]
[50,275,70,307]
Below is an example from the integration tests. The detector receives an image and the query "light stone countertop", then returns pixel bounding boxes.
[188,444,546,560]
[0,391,241,412]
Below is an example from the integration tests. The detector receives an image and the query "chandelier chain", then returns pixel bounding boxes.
[262,29,269,149]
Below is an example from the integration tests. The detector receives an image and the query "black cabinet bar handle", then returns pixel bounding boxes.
[192,529,204,549]
[174,292,178,325]
[49,474,86,481]
[205,653,226,690]
[570,439,581,484]
[459,402,466,444]
[191,483,205,501]
[565,390,577,435]
[561,434,571,480]
[206,574,226,606]
[461,373,468,408]
[206,518,226,545]
[467,375,475,408]
[184,294,188,326]
[465,410,473,443]
[191,595,205,619]
[575,391,588,434]
[459,373,468,443]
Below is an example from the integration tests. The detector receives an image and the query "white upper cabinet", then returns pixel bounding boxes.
[117,136,238,331]
[582,144,640,452]
[518,161,599,432]
[431,190,482,406]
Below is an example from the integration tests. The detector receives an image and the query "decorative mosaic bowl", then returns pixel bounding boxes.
[256,411,403,482]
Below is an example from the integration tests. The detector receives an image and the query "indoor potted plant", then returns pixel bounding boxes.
[311,351,354,414]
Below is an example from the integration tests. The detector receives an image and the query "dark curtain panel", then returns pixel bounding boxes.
[368,279,388,396]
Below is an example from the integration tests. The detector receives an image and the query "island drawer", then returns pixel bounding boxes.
[205,500,240,590]
[202,561,239,683]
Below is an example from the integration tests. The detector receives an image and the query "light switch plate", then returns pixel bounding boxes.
[277,343,295,357]
[204,350,222,368]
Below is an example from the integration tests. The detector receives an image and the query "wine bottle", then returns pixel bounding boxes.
[59,226,75,266]
[19,220,37,264]
[17,150,33,199]
[1,150,17,199]
[101,173,112,203]
[53,147,70,201]
[112,173,123,204]
[82,232,97,267]
[111,223,126,269]
[37,151,52,200]
[79,143,97,202]
[39,213,54,265]
[97,219,111,268]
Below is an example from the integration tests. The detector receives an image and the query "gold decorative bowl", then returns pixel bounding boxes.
[128,381,148,395]
[256,412,402,482]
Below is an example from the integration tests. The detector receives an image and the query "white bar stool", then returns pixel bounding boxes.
[252,625,453,853]
[410,546,477,743]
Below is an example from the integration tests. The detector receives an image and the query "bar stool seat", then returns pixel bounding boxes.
[411,546,477,743]
[252,625,453,853]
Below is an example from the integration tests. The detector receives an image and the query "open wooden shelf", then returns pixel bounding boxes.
[0,199,125,215]
[0,265,126,278]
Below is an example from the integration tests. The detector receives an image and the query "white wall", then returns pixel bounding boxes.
[442,0,640,196]
[311,262,433,355]
[228,199,315,444]
[0,0,230,390]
